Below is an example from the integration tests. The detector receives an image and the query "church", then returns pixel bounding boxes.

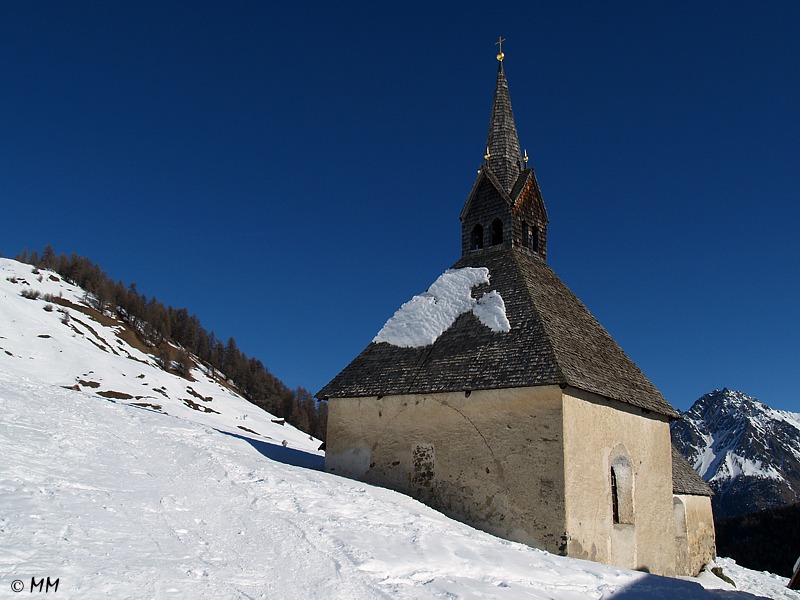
[317,43,715,578]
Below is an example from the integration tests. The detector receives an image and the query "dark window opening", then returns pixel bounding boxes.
[491,219,504,246]
[610,455,634,525]
[470,224,484,250]
[532,227,539,253]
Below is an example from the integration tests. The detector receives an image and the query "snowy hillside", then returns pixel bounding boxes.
[672,388,800,519]
[0,257,322,460]
[3,374,796,599]
[1,258,797,598]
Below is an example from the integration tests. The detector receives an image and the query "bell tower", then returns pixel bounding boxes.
[460,39,549,259]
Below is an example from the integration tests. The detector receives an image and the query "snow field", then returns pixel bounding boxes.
[2,257,797,599]
[2,374,795,599]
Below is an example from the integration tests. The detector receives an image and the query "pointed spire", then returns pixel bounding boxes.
[485,45,524,193]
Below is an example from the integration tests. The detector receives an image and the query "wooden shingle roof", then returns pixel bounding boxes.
[485,61,524,194]
[672,445,714,496]
[318,247,680,420]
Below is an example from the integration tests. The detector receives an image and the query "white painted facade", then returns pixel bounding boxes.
[326,385,715,576]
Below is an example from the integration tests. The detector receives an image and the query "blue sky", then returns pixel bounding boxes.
[2,2,798,413]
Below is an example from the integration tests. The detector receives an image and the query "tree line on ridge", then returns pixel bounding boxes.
[13,246,327,442]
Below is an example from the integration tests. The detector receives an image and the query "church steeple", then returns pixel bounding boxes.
[460,40,549,260]
[485,55,524,193]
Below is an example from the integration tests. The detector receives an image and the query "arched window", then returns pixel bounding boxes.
[532,227,539,253]
[470,224,484,250]
[610,454,634,525]
[491,219,504,246]
[673,497,688,539]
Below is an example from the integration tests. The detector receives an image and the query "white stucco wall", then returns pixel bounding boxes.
[325,386,568,553]
[561,387,677,577]
[327,385,687,576]
[674,494,716,576]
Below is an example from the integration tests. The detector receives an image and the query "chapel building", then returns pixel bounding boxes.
[318,46,715,577]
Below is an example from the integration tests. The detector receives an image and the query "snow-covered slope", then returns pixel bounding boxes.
[1,258,796,598]
[2,373,794,599]
[0,257,321,461]
[672,388,800,519]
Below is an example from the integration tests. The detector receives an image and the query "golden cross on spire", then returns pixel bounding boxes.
[495,36,506,62]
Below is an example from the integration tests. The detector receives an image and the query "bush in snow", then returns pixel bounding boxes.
[20,288,41,300]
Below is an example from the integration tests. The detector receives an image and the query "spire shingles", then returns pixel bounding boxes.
[485,61,524,193]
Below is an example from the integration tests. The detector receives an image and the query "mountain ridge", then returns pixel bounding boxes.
[671,388,800,519]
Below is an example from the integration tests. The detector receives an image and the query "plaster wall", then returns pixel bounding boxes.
[674,494,716,576]
[325,386,567,552]
[561,388,676,576]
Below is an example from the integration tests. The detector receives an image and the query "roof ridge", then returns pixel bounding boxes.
[459,164,515,222]
[509,169,533,206]
[509,249,679,418]
[507,249,568,386]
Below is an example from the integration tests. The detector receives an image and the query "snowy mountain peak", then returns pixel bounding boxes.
[672,388,800,519]
[686,388,787,423]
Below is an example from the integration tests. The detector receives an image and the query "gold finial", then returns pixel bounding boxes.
[495,36,506,62]
[484,146,491,160]
[523,149,529,164]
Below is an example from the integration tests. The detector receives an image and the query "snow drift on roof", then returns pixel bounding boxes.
[373,267,510,348]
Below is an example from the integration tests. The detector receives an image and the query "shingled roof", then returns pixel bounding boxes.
[318,247,679,419]
[672,445,714,496]
[485,61,524,194]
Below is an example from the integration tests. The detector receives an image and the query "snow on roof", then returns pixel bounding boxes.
[373,267,510,348]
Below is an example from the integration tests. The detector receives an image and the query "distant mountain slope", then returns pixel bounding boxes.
[0,257,322,459]
[671,388,800,519]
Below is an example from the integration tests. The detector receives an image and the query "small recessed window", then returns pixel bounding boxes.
[611,466,620,523]
[471,224,484,249]
[491,219,503,246]
[532,227,539,253]
[611,455,634,525]
[673,497,688,538]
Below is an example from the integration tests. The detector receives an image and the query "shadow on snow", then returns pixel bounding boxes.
[118,399,324,471]
[215,428,325,471]
[607,573,770,599]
